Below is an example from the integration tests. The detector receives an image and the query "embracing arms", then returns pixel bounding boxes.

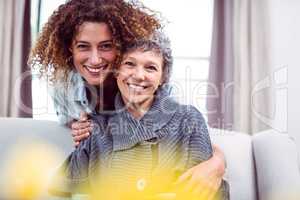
[69,111,227,199]
[177,106,229,200]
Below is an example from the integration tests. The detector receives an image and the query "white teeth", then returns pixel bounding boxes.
[128,84,145,91]
[85,66,104,73]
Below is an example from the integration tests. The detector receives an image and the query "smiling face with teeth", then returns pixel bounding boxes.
[116,49,164,112]
[70,22,117,86]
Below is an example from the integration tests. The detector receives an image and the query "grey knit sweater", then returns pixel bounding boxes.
[51,86,229,199]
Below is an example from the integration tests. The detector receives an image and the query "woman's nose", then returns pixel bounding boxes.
[89,49,102,65]
[132,67,146,80]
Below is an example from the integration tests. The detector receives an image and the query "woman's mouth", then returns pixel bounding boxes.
[84,64,109,75]
[127,83,148,92]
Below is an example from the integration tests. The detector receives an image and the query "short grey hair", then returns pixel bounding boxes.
[122,29,173,84]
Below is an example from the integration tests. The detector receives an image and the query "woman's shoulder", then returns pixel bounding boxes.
[51,71,86,96]
[160,86,204,120]
[177,104,205,119]
[171,104,207,132]
[52,70,83,88]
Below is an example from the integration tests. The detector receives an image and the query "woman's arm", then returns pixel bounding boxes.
[49,134,92,196]
[50,83,74,125]
[175,144,225,199]
[51,84,92,146]
[50,114,109,197]
[175,106,226,200]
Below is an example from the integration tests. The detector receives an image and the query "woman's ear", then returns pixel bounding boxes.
[67,47,74,64]
[159,74,165,86]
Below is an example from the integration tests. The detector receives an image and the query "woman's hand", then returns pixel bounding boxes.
[70,112,92,147]
[174,144,226,200]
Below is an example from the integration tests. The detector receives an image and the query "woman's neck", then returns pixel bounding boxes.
[123,97,154,119]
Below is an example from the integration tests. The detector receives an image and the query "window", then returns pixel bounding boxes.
[31,0,69,121]
[31,0,214,120]
[142,0,214,115]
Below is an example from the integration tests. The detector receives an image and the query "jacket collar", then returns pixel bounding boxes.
[68,70,100,110]
[68,70,88,102]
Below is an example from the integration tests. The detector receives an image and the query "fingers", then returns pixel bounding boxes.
[174,167,194,185]
[79,111,88,121]
[194,178,220,200]
[70,115,92,146]
[71,120,91,130]
[175,167,222,200]
[200,185,219,200]
[191,175,221,200]
[71,127,92,137]
[74,141,80,147]
[73,132,90,143]
[182,174,198,193]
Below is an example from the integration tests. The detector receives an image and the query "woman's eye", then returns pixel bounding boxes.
[146,65,157,71]
[123,61,135,67]
[77,44,88,50]
[99,43,114,51]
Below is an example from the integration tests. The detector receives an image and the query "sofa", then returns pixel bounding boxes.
[0,117,299,200]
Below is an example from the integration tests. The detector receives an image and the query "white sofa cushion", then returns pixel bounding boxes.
[210,128,257,200]
[0,118,73,198]
[253,129,300,200]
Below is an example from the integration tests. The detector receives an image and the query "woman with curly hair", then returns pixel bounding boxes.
[30,0,161,127]
[29,0,226,198]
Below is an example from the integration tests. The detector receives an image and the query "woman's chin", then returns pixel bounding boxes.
[84,76,106,86]
[126,95,154,106]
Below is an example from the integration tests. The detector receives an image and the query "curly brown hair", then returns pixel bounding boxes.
[29,0,161,82]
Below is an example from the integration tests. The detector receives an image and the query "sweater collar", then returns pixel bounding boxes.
[110,85,179,151]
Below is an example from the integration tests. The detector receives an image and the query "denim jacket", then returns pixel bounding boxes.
[50,70,96,125]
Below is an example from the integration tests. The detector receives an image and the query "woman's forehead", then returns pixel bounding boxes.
[74,22,112,42]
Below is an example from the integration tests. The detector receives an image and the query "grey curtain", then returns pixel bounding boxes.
[0,0,32,117]
[207,0,234,131]
[207,0,273,134]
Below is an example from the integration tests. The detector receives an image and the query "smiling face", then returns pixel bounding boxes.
[70,22,117,86]
[116,49,164,109]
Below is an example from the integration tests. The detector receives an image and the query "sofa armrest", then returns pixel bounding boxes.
[209,128,257,200]
[253,130,300,200]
